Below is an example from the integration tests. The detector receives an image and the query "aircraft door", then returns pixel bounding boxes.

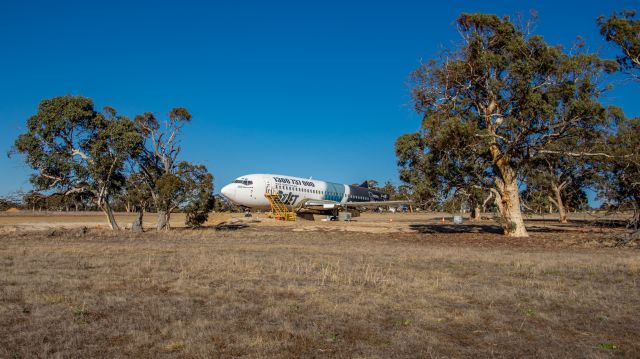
[265,178,272,194]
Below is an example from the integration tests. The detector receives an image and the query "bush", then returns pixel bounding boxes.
[185,194,215,228]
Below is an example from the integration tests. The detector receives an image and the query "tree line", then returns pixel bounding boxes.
[10,97,215,231]
[395,11,639,238]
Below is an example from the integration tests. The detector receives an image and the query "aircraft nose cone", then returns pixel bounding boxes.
[221,184,235,200]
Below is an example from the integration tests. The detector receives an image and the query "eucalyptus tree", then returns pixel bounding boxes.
[0,195,21,211]
[23,191,46,211]
[397,120,491,220]
[182,163,215,228]
[395,133,442,210]
[381,181,397,199]
[124,172,153,232]
[133,109,214,230]
[405,13,615,237]
[598,10,640,81]
[12,96,142,229]
[524,127,600,223]
[597,11,640,241]
[599,114,640,237]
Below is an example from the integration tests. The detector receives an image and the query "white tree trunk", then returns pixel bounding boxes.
[482,192,494,213]
[551,185,567,224]
[157,210,170,231]
[494,168,528,237]
[132,206,143,233]
[101,201,119,230]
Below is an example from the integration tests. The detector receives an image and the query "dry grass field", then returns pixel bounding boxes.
[0,212,638,358]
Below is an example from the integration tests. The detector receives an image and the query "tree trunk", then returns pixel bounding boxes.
[493,167,528,237]
[157,210,170,231]
[482,192,494,213]
[471,205,482,221]
[631,198,640,231]
[131,205,143,233]
[552,185,567,224]
[100,201,120,230]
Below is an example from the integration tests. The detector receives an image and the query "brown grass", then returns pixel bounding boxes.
[0,216,638,358]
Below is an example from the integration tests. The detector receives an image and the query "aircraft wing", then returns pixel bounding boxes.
[295,199,412,214]
[297,199,342,210]
[342,200,412,208]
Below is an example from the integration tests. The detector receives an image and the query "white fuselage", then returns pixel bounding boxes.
[221,174,371,210]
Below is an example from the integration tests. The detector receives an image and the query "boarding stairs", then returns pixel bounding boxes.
[264,190,296,221]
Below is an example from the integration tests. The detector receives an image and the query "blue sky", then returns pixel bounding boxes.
[1,0,638,199]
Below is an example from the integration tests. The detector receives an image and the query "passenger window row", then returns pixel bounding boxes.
[274,184,351,198]
[272,184,373,201]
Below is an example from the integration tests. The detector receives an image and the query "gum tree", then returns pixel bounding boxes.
[599,112,640,241]
[395,133,442,210]
[598,10,640,241]
[523,123,601,223]
[181,163,215,228]
[598,10,640,81]
[133,109,214,230]
[12,96,141,229]
[405,13,615,237]
[397,123,491,220]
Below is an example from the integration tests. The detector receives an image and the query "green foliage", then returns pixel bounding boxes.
[13,96,98,192]
[412,13,611,169]
[131,107,215,229]
[156,173,183,211]
[598,115,640,229]
[597,342,618,350]
[185,195,215,228]
[11,96,142,228]
[179,163,215,227]
[0,197,20,211]
[395,133,441,209]
[598,10,639,79]
[366,180,379,189]
[149,161,214,227]
[123,173,153,210]
[169,108,192,123]
[381,181,397,198]
[442,194,465,214]
[523,139,596,217]
[399,13,614,233]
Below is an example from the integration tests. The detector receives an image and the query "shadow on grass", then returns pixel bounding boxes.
[409,223,580,234]
[525,218,628,228]
[410,224,504,234]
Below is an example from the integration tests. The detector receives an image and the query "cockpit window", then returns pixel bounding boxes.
[233,179,253,186]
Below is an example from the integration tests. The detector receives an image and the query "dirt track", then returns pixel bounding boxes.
[0,210,627,241]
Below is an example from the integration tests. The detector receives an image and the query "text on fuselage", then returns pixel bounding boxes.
[273,177,315,187]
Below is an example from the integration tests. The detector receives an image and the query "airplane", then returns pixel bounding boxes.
[220,173,411,220]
